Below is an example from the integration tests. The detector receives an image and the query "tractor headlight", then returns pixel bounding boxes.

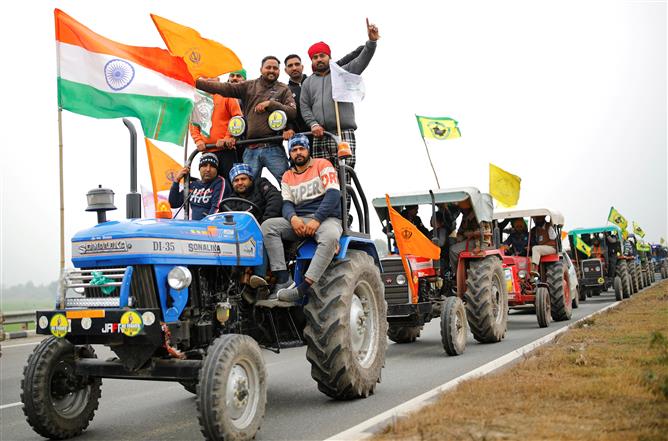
[396,274,406,285]
[518,270,527,279]
[595,266,601,272]
[168,266,192,290]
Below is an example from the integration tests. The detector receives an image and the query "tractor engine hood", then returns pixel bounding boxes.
[71,212,263,268]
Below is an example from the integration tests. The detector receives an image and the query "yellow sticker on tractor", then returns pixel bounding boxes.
[597,277,605,284]
[119,311,143,337]
[50,314,69,338]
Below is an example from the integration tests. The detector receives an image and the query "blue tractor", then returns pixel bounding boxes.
[21,123,387,441]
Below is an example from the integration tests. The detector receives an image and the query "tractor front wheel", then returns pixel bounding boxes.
[535,287,551,328]
[546,261,572,321]
[197,334,267,441]
[440,296,467,356]
[387,325,422,344]
[21,337,101,440]
[613,276,623,301]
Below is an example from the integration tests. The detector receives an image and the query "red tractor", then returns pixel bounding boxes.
[493,209,573,328]
[373,187,508,355]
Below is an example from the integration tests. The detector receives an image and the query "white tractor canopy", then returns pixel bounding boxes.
[372,187,494,224]
[493,208,565,227]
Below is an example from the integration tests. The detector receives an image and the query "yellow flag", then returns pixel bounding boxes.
[575,236,591,257]
[489,163,521,208]
[415,115,461,140]
[661,237,666,245]
[607,207,628,230]
[145,138,181,201]
[632,221,645,238]
[151,14,242,80]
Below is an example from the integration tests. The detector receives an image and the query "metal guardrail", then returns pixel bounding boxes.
[2,310,35,329]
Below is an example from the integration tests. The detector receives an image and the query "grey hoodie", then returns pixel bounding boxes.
[300,40,377,132]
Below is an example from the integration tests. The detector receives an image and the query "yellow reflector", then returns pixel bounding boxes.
[66,310,106,319]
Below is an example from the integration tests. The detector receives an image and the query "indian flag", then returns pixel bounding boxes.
[55,9,194,145]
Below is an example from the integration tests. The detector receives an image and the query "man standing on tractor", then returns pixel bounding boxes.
[300,19,380,171]
[261,135,342,303]
[190,76,243,181]
[529,216,557,276]
[224,163,282,224]
[196,57,297,183]
[168,153,230,221]
[449,199,492,275]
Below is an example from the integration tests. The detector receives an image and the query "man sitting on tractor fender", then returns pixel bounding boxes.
[261,134,342,303]
[168,153,230,220]
[449,199,492,275]
[224,163,282,224]
[529,215,557,276]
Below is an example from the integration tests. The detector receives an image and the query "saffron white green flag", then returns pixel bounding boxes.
[55,9,194,145]
[330,62,365,103]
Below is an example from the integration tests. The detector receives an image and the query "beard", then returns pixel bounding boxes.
[312,61,329,73]
[293,154,309,166]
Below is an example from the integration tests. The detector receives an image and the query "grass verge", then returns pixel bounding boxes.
[374,281,668,441]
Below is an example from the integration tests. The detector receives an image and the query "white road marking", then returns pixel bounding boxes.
[1,341,40,349]
[0,402,22,410]
[325,301,622,441]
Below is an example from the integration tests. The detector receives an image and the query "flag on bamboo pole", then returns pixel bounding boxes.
[489,163,521,208]
[55,9,194,145]
[415,115,461,140]
[632,221,645,238]
[607,206,628,231]
[145,138,181,216]
[575,236,591,257]
[151,14,242,81]
[386,195,441,303]
[330,62,365,103]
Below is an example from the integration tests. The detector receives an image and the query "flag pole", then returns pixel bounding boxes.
[58,107,65,271]
[421,136,441,188]
[334,101,342,139]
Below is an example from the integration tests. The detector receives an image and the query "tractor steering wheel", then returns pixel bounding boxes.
[220,197,261,213]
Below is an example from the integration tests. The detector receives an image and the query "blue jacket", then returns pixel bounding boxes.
[168,176,229,220]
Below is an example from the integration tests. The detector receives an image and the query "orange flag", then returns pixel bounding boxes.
[151,14,242,81]
[145,138,181,209]
[386,195,441,260]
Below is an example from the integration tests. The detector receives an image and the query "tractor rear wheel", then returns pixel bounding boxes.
[197,334,267,441]
[546,261,572,321]
[304,250,387,400]
[21,337,101,440]
[387,325,422,344]
[613,276,623,301]
[440,296,467,356]
[630,263,639,293]
[617,261,631,299]
[662,266,667,280]
[535,287,551,328]
[578,285,587,302]
[463,256,508,343]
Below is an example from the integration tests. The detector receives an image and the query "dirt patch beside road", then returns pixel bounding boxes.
[374,281,668,441]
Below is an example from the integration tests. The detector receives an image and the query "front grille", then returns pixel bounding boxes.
[381,257,410,306]
[582,259,603,276]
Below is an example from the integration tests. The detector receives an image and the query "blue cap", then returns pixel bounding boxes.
[288,134,310,152]
[199,152,218,169]
[229,163,254,182]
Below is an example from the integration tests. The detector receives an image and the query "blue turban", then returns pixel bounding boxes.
[288,134,310,152]
[229,163,254,182]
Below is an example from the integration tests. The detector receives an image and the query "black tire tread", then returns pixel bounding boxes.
[546,261,572,321]
[463,256,508,343]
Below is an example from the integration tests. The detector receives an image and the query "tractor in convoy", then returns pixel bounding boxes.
[567,226,632,301]
[372,187,508,356]
[651,243,668,279]
[21,121,387,441]
[493,209,573,328]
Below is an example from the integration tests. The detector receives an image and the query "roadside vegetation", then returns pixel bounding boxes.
[375,281,668,441]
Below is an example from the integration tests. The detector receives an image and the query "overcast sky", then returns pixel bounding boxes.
[1,0,666,287]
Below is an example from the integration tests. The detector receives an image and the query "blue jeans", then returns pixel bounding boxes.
[242,144,289,183]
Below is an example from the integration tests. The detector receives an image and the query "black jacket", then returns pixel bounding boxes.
[222,177,282,224]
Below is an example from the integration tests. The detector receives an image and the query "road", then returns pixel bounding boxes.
[1,292,618,441]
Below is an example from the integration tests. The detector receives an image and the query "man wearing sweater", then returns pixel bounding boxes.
[260,135,342,303]
[300,19,380,171]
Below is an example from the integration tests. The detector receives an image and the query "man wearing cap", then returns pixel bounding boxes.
[196,56,297,184]
[168,153,230,221]
[190,76,243,181]
[225,163,282,224]
[300,19,380,172]
[228,69,246,84]
[261,135,342,303]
